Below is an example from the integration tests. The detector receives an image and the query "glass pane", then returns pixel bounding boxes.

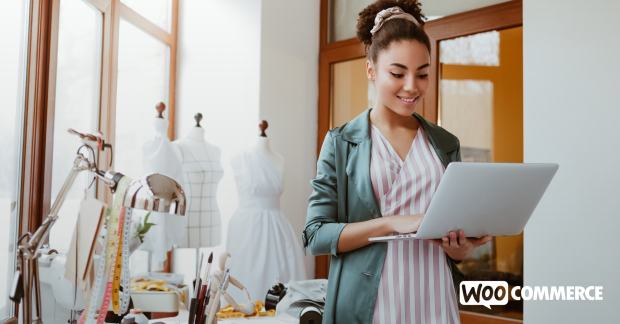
[0,0,28,318]
[438,27,523,320]
[329,0,374,42]
[115,18,169,180]
[116,19,170,273]
[440,79,494,162]
[330,57,373,127]
[122,0,171,32]
[49,0,102,253]
[440,31,500,66]
[424,0,511,21]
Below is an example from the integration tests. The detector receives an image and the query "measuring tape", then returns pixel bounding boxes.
[79,176,132,324]
[111,208,125,314]
[79,207,114,324]
[111,206,133,314]
[95,203,123,323]
[119,207,133,313]
[96,282,113,324]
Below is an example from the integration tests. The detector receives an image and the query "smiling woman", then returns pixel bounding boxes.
[305,1,491,323]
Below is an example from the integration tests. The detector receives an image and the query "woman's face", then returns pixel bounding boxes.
[367,39,430,117]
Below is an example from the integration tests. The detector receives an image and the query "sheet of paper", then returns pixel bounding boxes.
[64,197,106,286]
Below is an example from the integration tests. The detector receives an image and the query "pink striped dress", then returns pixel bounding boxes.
[370,124,460,324]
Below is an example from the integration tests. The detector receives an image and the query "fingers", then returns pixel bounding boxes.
[440,230,480,249]
[459,230,466,245]
[471,235,493,246]
[449,231,459,248]
[438,231,491,261]
[445,231,493,247]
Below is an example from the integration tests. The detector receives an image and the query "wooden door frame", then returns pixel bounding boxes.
[316,0,522,322]
[316,0,365,279]
[11,0,55,321]
[424,0,522,123]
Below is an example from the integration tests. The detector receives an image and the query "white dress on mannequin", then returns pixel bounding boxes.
[172,126,224,248]
[141,117,185,266]
[142,117,183,182]
[226,137,306,302]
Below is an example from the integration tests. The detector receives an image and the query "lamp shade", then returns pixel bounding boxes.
[123,173,186,216]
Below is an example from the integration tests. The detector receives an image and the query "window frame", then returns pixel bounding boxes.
[45,0,179,204]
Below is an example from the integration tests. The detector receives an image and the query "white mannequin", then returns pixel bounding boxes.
[252,136,284,174]
[225,120,306,302]
[141,103,183,183]
[140,103,185,267]
[185,124,205,142]
[172,113,224,248]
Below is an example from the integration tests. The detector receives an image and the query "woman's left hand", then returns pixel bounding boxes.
[432,230,492,262]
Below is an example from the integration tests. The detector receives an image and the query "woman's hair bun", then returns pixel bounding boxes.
[356,0,426,46]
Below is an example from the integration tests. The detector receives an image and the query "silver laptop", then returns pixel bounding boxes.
[369,162,559,242]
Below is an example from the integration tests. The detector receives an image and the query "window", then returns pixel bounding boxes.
[122,0,172,32]
[45,0,178,273]
[115,9,174,273]
[0,0,178,319]
[49,0,103,253]
[327,0,374,43]
[114,19,170,180]
[438,27,524,320]
[0,0,29,320]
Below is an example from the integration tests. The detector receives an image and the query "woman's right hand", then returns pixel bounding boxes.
[337,214,424,253]
[386,214,424,234]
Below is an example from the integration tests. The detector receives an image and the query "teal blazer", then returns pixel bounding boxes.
[303,109,464,324]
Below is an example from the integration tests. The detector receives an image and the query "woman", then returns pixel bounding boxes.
[303,1,492,323]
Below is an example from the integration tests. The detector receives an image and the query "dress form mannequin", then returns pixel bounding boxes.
[172,113,224,248]
[226,120,306,301]
[142,103,183,182]
[252,120,284,175]
[140,103,185,267]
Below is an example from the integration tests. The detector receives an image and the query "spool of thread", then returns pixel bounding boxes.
[299,306,322,324]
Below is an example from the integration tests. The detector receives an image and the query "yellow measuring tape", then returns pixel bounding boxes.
[111,207,125,313]
[80,176,132,323]
[100,177,131,318]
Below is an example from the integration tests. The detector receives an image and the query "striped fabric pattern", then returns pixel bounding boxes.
[370,124,460,324]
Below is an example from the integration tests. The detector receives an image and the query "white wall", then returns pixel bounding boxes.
[523,0,620,322]
[177,0,261,244]
[177,0,318,277]
[259,0,319,278]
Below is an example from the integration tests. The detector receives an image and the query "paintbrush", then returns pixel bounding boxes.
[188,252,204,324]
[195,252,213,324]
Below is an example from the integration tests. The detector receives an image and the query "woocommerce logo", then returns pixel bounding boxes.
[459,281,604,309]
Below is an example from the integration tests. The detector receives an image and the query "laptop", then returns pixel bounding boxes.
[368,162,559,242]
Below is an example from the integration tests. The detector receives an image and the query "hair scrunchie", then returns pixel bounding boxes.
[370,6,420,36]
